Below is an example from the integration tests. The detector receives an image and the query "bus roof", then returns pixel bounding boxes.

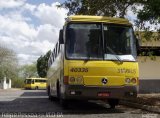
[66,15,132,26]
[26,78,47,80]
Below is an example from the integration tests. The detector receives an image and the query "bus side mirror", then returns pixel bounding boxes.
[59,29,64,44]
[136,38,141,55]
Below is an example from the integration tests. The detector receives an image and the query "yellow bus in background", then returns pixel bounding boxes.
[47,15,139,108]
[25,78,47,90]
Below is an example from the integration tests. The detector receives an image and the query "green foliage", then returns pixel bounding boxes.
[12,77,25,88]
[135,0,160,41]
[0,45,18,80]
[61,0,160,37]
[137,0,160,24]
[37,50,51,78]
[60,0,140,17]
[19,63,38,78]
[60,0,159,23]
[135,31,159,43]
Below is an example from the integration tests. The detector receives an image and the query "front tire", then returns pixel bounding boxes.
[48,86,57,101]
[58,83,68,109]
[35,86,38,90]
[47,86,52,100]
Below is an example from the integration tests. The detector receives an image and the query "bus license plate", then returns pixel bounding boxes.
[98,92,110,97]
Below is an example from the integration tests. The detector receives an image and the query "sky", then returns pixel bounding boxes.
[0,0,67,65]
[0,0,139,65]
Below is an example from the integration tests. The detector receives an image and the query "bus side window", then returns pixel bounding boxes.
[55,43,58,57]
[42,80,46,82]
[51,52,54,64]
[53,49,56,60]
[32,80,34,84]
[58,43,60,54]
[35,80,39,83]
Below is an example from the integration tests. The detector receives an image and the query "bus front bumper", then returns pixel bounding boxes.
[63,85,138,100]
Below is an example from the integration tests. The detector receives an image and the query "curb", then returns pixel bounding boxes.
[0,88,23,91]
[120,100,160,114]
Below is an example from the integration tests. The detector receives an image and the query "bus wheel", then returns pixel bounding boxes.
[48,86,57,101]
[108,99,119,109]
[58,83,68,108]
[56,81,60,100]
[48,86,52,100]
[35,86,38,90]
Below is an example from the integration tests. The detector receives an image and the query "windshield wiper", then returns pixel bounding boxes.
[106,46,123,63]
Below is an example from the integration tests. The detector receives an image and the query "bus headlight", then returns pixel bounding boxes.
[125,78,137,84]
[125,78,131,84]
[131,78,137,84]
[69,76,83,85]
[69,77,75,83]
[76,76,83,84]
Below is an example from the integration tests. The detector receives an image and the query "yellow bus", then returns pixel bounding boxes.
[25,78,47,90]
[47,15,139,108]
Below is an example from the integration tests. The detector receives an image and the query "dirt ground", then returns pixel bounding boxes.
[124,94,160,107]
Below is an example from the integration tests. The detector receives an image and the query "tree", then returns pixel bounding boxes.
[135,0,160,41]
[60,0,160,45]
[0,45,18,80]
[137,0,160,26]
[37,50,51,78]
[60,0,140,17]
[12,77,25,88]
[19,63,38,79]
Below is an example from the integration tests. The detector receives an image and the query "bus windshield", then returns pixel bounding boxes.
[66,23,136,61]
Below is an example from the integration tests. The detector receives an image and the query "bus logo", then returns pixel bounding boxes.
[101,78,108,84]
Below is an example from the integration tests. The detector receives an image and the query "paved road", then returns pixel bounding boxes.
[0,89,159,118]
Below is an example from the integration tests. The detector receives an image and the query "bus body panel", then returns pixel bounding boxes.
[59,59,139,99]
[65,60,138,86]
[47,15,139,102]
[67,15,132,26]
[62,85,138,100]
[24,78,47,90]
[47,49,64,96]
